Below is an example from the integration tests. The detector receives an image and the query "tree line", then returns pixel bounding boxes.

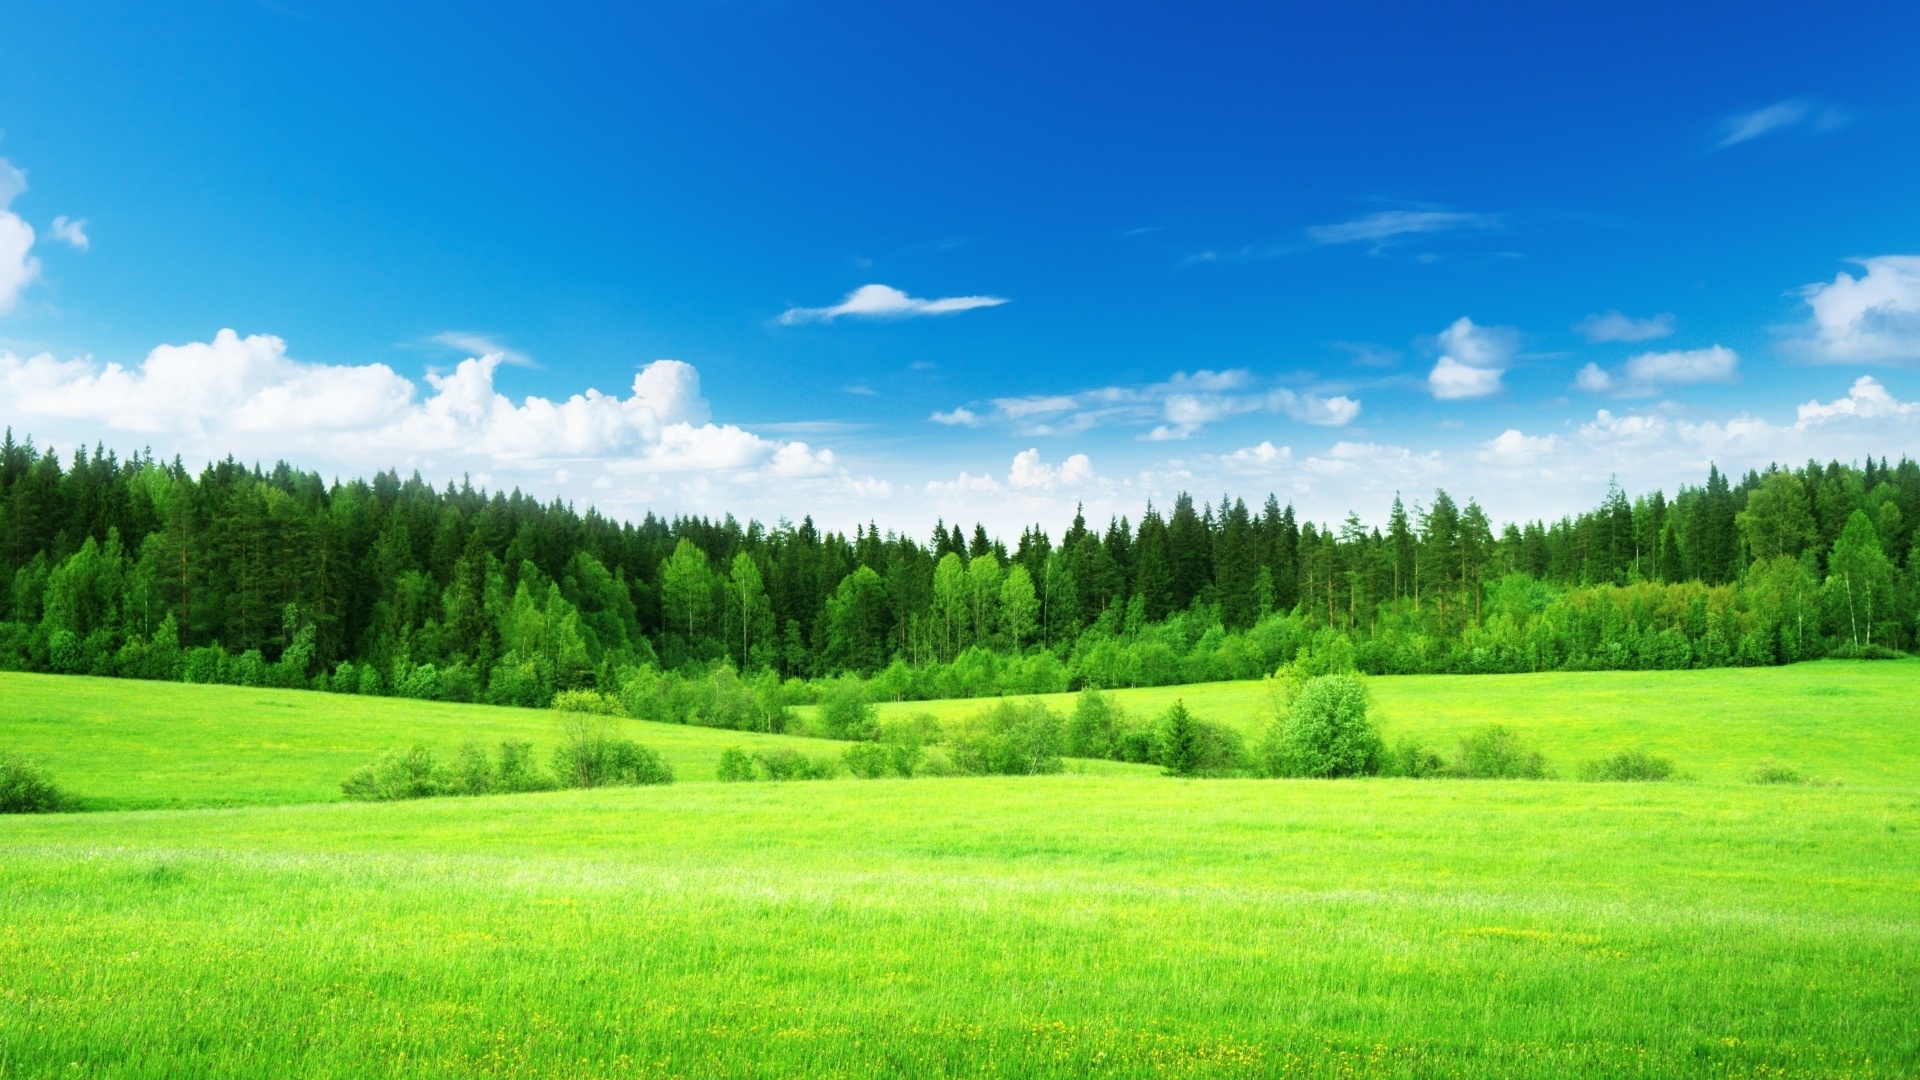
[2,428,1915,706]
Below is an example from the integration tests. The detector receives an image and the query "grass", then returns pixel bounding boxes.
[858,659,1920,785]
[2,662,1918,1076]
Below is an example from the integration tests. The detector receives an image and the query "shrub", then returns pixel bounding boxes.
[551,688,629,715]
[1066,688,1128,759]
[816,676,878,740]
[716,747,756,782]
[1158,701,1248,777]
[1580,749,1676,782]
[0,752,71,813]
[341,745,447,801]
[948,699,1065,775]
[550,713,673,787]
[1261,673,1380,778]
[1749,757,1806,785]
[1450,725,1550,779]
[493,740,552,792]
[845,715,935,778]
[1378,736,1445,778]
[753,748,841,781]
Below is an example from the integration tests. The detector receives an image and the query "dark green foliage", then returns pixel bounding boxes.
[1262,674,1381,778]
[0,751,70,813]
[947,700,1065,775]
[1158,701,1247,777]
[1,432,1916,700]
[1450,725,1550,779]
[1580,749,1677,782]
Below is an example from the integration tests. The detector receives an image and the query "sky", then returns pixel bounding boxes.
[2,0,1918,538]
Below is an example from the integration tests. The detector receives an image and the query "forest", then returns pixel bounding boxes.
[1,428,1915,708]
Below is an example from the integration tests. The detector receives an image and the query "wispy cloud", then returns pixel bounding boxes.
[1307,209,1497,249]
[432,331,535,367]
[1574,310,1673,343]
[938,369,1359,440]
[1712,98,1848,151]
[779,284,1008,325]
[47,215,89,251]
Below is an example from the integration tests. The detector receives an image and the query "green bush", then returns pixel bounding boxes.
[1261,673,1380,778]
[1158,701,1248,777]
[551,688,629,715]
[753,748,841,781]
[1450,725,1550,779]
[550,713,673,788]
[1580,749,1677,782]
[0,752,71,813]
[1378,737,1445,778]
[948,699,1065,776]
[716,747,756,782]
[816,676,878,740]
[341,745,446,801]
[1066,688,1128,759]
[1749,758,1807,784]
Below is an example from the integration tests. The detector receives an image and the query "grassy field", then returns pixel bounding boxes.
[0,673,1154,810]
[860,660,1920,786]
[3,662,1919,1077]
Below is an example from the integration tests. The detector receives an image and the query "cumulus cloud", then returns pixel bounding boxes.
[1790,256,1920,364]
[946,368,1360,440]
[1479,428,1559,466]
[1575,345,1739,398]
[47,215,88,251]
[1795,375,1918,424]
[1575,310,1673,343]
[779,283,1008,324]
[0,330,887,518]
[0,159,41,314]
[1426,317,1517,400]
[1711,98,1846,151]
[1306,210,1496,250]
[926,449,1096,502]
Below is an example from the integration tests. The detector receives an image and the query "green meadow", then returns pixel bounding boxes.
[3,663,1919,1077]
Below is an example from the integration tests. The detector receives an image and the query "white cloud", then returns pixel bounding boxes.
[1269,388,1361,426]
[1008,448,1093,490]
[1220,440,1292,472]
[1711,98,1844,151]
[47,215,88,251]
[1575,310,1673,343]
[1479,428,1559,466]
[1790,255,1920,364]
[1426,317,1517,400]
[929,407,981,426]
[778,283,1008,324]
[1577,346,1738,398]
[1795,376,1918,425]
[0,159,41,314]
[0,330,888,520]
[1306,210,1496,249]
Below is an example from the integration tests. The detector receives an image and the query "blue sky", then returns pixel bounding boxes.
[2,0,1918,534]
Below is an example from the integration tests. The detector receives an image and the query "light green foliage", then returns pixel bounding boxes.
[815,675,878,740]
[1262,673,1381,778]
[549,688,629,715]
[715,747,755,782]
[549,713,673,788]
[1827,510,1896,651]
[999,563,1039,650]
[1451,724,1551,779]
[1749,758,1808,785]
[947,699,1065,775]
